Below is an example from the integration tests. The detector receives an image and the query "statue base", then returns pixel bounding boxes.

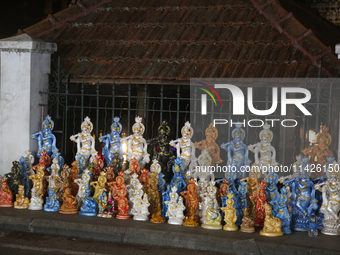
[59,208,78,214]
[150,216,166,223]
[183,217,199,227]
[201,224,222,230]
[240,226,255,233]
[0,203,13,207]
[168,218,184,225]
[223,225,238,231]
[97,212,113,218]
[321,219,340,236]
[44,207,60,212]
[79,211,97,217]
[116,213,130,219]
[28,203,43,210]
[14,205,29,209]
[260,230,283,237]
[133,215,149,221]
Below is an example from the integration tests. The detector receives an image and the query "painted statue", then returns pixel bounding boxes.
[14,185,29,209]
[181,179,200,227]
[240,208,255,233]
[0,179,13,207]
[275,185,291,234]
[170,157,187,195]
[221,192,238,231]
[91,172,107,203]
[28,188,43,210]
[122,116,150,169]
[283,172,320,231]
[44,188,60,212]
[248,123,279,178]
[265,172,280,215]
[166,187,185,225]
[301,125,334,179]
[200,181,222,229]
[18,156,30,198]
[74,169,91,208]
[190,149,215,184]
[169,121,196,171]
[221,123,251,179]
[315,165,340,235]
[194,122,223,165]
[31,115,58,158]
[99,116,123,170]
[148,120,174,183]
[59,187,78,214]
[70,116,97,166]
[260,204,283,237]
[5,161,20,198]
[79,188,97,216]
[250,182,268,226]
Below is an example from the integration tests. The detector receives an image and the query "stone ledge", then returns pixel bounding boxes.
[0,34,57,53]
[0,208,339,255]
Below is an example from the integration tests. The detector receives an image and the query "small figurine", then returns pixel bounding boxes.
[301,125,334,179]
[169,121,196,172]
[122,116,150,169]
[169,196,186,225]
[148,121,173,183]
[131,193,150,221]
[240,208,255,233]
[221,123,251,179]
[105,166,115,183]
[315,166,340,235]
[59,187,78,214]
[24,150,35,175]
[221,192,238,231]
[150,204,166,223]
[238,180,248,213]
[70,116,97,166]
[79,188,97,216]
[260,204,283,237]
[74,169,91,208]
[4,161,20,198]
[18,156,30,197]
[150,159,166,193]
[13,185,29,209]
[99,116,123,169]
[194,123,223,165]
[275,185,291,234]
[166,187,183,225]
[116,189,130,219]
[216,179,229,207]
[248,123,279,178]
[31,115,58,158]
[265,172,280,215]
[58,165,70,203]
[51,152,65,175]
[283,172,320,231]
[46,159,61,196]
[170,158,187,195]
[107,191,114,217]
[33,150,51,175]
[0,179,13,207]
[200,181,222,230]
[161,185,171,219]
[190,149,215,184]
[75,153,86,177]
[221,189,242,227]
[127,158,140,176]
[91,172,107,203]
[29,164,45,198]
[250,182,268,226]
[91,154,104,180]
[69,161,80,196]
[97,190,108,217]
[148,172,160,216]
[181,179,200,227]
[139,169,150,194]
[44,188,60,212]
[28,188,43,210]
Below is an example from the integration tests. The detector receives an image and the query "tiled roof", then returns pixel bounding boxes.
[21,0,340,81]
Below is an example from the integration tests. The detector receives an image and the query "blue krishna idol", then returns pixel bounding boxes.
[275,185,292,234]
[170,157,187,195]
[265,172,280,215]
[99,117,123,170]
[221,123,251,179]
[31,115,59,158]
[283,172,322,231]
[44,188,60,212]
[18,156,30,197]
[79,188,97,216]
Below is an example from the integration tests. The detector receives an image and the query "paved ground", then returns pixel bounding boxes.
[0,207,339,255]
[0,230,222,255]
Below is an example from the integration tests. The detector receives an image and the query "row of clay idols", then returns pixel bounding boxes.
[30,115,335,184]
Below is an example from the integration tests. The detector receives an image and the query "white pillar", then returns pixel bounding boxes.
[0,33,57,175]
